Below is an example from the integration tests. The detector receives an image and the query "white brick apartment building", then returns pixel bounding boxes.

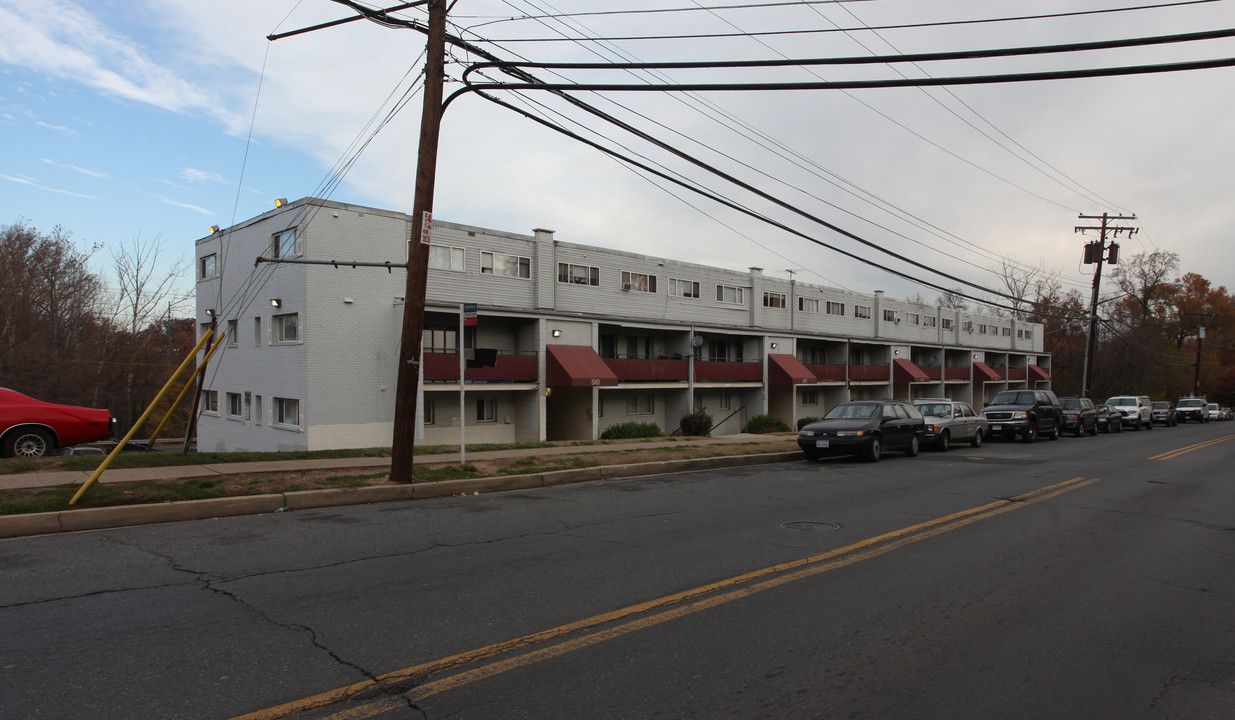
[194,198,1051,453]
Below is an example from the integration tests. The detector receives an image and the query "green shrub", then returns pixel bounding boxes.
[796,416,819,430]
[600,421,664,439]
[743,414,791,434]
[678,410,713,436]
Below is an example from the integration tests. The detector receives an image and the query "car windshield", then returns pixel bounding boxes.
[916,403,952,417]
[991,391,1034,405]
[824,403,879,420]
[1179,400,1203,407]
[1060,398,1080,409]
[1106,397,1135,406]
[1152,402,1168,409]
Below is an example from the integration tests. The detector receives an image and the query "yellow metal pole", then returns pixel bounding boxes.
[69,329,217,506]
[147,335,226,445]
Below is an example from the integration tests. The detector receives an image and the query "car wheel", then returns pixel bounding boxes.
[906,434,921,457]
[970,428,984,448]
[1087,421,1098,436]
[1145,418,1153,430]
[1115,420,1122,433]
[1048,421,1060,440]
[1023,424,1038,442]
[5,427,54,458]
[1133,418,1142,431]
[866,436,882,462]
[937,430,950,452]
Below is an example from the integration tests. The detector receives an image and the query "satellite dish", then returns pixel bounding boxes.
[691,336,704,348]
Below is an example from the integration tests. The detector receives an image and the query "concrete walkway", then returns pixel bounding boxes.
[0,435,802,539]
[0,433,792,491]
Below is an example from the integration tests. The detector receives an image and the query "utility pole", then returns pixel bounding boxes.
[391,0,447,484]
[1076,212,1137,398]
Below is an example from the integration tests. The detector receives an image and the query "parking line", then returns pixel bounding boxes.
[232,476,1098,720]
[1148,434,1235,460]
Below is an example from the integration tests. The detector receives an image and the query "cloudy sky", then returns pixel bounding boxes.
[3,0,1234,313]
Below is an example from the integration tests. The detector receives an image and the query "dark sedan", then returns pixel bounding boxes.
[798,400,924,462]
[1094,404,1123,433]
[0,388,117,458]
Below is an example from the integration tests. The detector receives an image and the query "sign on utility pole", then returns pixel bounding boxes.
[391,0,447,484]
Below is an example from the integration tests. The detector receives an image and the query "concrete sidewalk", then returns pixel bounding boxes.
[0,433,792,491]
[0,434,803,539]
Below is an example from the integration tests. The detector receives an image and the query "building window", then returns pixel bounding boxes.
[883,309,898,322]
[423,325,473,353]
[978,324,988,335]
[923,316,937,328]
[558,262,599,286]
[273,397,300,427]
[429,245,466,271]
[798,297,819,313]
[720,391,732,410]
[626,335,651,360]
[716,284,744,304]
[476,397,496,422]
[626,393,654,415]
[621,271,657,293]
[1002,326,1011,336]
[963,320,974,333]
[802,390,819,406]
[254,317,262,346]
[481,251,530,278]
[226,319,238,347]
[254,396,262,425]
[907,313,920,325]
[826,301,845,316]
[854,305,871,319]
[226,392,242,419]
[941,318,954,330]
[199,253,217,280]
[1023,329,1033,340]
[763,292,786,309]
[707,339,742,362]
[272,313,300,343]
[202,390,219,415]
[271,228,299,258]
[424,399,436,426]
[668,278,700,298]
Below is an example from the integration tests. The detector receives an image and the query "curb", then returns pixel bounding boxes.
[0,451,802,539]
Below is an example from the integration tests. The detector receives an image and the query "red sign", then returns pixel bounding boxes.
[420,211,433,244]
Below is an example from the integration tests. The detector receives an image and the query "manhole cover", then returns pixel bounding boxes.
[781,521,840,533]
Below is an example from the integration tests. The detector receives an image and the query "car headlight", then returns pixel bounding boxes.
[1010,411,1028,419]
[926,424,940,432]
[799,430,815,437]
[835,430,866,437]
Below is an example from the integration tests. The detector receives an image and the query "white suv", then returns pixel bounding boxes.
[1105,395,1152,430]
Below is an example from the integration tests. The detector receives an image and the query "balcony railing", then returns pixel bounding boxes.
[694,360,763,382]
[602,357,689,381]
[848,364,891,381]
[802,363,847,381]
[423,352,538,383]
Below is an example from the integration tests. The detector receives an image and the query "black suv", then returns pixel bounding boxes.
[981,389,1063,442]
[1059,396,1098,436]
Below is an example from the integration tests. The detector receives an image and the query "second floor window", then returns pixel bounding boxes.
[621,271,656,293]
[826,301,845,316]
[716,285,744,304]
[854,305,871,319]
[272,313,299,343]
[271,228,299,258]
[481,251,530,278]
[668,278,700,298]
[798,297,819,313]
[763,292,786,309]
[199,254,217,280]
[429,245,465,271]
[558,263,599,286]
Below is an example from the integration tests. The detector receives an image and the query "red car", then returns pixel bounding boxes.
[0,388,117,458]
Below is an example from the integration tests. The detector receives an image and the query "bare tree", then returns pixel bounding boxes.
[936,288,968,311]
[111,233,193,335]
[995,254,1062,320]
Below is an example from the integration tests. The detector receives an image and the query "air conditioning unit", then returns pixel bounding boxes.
[621,283,631,291]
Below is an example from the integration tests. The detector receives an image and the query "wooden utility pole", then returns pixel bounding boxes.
[1076,212,1137,398]
[390,0,447,483]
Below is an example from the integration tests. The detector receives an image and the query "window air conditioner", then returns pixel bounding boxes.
[622,283,631,291]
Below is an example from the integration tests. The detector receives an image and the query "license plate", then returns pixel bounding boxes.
[816,439,829,448]
[991,424,1002,431]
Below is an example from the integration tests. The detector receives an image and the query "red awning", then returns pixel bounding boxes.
[893,358,930,383]
[768,354,816,384]
[546,345,619,387]
[972,361,1001,382]
[1028,364,1051,381]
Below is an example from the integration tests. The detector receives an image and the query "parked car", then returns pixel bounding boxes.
[1176,397,1208,423]
[0,388,117,458]
[1222,407,1233,421]
[1105,395,1153,431]
[1206,403,1221,421]
[980,389,1063,442]
[1094,404,1123,434]
[798,400,924,462]
[912,399,988,450]
[1059,396,1098,436]
[1150,401,1177,427]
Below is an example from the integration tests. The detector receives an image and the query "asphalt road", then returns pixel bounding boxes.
[2,422,1233,719]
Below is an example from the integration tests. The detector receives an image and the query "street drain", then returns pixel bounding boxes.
[782,521,840,532]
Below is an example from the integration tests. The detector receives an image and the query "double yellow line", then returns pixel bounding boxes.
[1149,434,1235,460]
[234,476,1098,720]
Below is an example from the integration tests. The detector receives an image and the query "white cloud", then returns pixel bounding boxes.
[181,168,227,184]
[42,158,108,177]
[2,172,95,198]
[154,195,213,215]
